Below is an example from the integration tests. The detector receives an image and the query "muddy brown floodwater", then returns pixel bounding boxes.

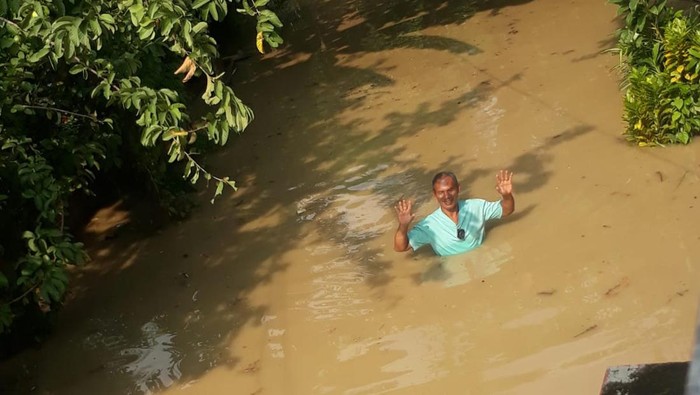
[3,0,700,394]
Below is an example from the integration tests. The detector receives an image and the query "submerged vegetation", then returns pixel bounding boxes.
[612,0,700,145]
[0,0,282,344]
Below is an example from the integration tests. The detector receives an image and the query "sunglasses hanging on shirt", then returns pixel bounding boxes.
[457,228,466,240]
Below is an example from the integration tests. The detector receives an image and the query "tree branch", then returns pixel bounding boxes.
[17,105,105,123]
[82,64,120,91]
[183,150,232,185]
[0,17,24,35]
[5,283,40,306]
[187,124,208,134]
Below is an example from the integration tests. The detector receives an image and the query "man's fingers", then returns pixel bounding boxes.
[395,198,413,214]
[396,198,411,206]
[496,169,513,183]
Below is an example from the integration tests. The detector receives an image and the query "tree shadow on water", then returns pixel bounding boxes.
[222,0,535,79]
[512,124,594,193]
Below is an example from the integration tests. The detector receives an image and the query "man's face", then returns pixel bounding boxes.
[433,176,460,211]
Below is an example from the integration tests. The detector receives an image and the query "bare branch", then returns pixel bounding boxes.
[16,105,105,123]
[5,283,40,306]
[187,124,208,134]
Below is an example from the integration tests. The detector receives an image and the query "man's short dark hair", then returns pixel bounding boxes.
[432,171,458,189]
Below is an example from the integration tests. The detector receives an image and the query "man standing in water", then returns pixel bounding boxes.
[394,170,514,256]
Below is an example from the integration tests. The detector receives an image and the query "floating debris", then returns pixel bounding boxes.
[604,277,630,297]
[574,324,598,338]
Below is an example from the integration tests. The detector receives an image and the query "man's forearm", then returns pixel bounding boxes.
[394,224,411,252]
[500,193,515,217]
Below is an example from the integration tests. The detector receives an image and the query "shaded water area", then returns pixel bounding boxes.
[3,0,700,393]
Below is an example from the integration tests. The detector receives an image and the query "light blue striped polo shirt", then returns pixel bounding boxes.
[408,199,502,256]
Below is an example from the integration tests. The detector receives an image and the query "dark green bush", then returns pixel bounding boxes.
[612,0,700,145]
[0,0,282,344]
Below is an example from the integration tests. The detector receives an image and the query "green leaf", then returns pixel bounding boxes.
[4,21,19,35]
[162,129,177,141]
[133,95,142,110]
[27,47,50,63]
[192,0,209,9]
[0,273,8,289]
[39,283,51,302]
[28,238,38,252]
[257,22,274,32]
[260,9,282,28]
[184,160,194,178]
[192,22,207,34]
[99,14,115,24]
[68,64,86,75]
[255,0,270,6]
[169,106,181,121]
[203,75,214,102]
[221,125,229,144]
[44,229,62,238]
[0,37,14,49]
[141,125,159,146]
[673,98,683,109]
[266,31,283,47]
[0,304,14,333]
[183,20,193,47]
[241,0,254,16]
[138,26,154,40]
[64,37,75,60]
[209,2,219,21]
[89,18,101,36]
[52,17,76,30]
[130,4,144,26]
[225,103,235,126]
[167,141,180,162]
[47,284,62,302]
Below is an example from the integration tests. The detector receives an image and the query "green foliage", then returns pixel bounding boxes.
[610,0,671,67]
[0,0,282,337]
[611,0,700,145]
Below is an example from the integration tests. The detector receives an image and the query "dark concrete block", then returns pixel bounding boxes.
[600,362,689,395]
